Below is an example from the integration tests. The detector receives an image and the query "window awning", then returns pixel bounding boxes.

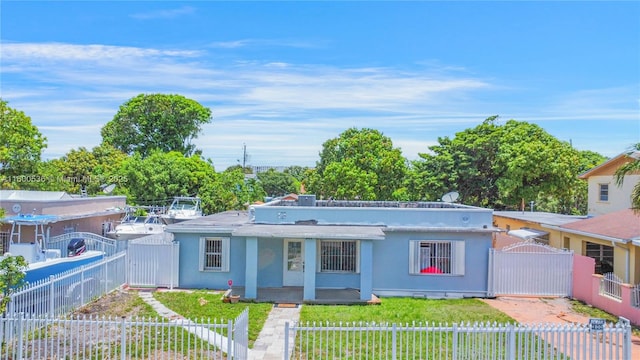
[232,224,386,240]
[507,228,549,240]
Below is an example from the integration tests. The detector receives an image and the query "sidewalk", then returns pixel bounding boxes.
[251,304,301,360]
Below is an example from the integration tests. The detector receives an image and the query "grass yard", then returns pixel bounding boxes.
[301,297,517,324]
[152,290,273,346]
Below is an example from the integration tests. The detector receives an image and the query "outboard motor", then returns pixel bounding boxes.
[67,238,86,257]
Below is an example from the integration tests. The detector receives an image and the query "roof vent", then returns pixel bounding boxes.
[298,195,316,207]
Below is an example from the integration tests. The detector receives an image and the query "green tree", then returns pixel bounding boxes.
[101,94,212,157]
[614,143,640,211]
[411,117,502,205]
[0,255,28,314]
[411,117,583,213]
[257,169,299,197]
[0,99,47,186]
[31,144,128,194]
[116,151,218,208]
[200,167,266,212]
[310,128,407,200]
[495,120,580,211]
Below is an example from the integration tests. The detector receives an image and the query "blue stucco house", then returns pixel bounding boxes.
[166,195,496,303]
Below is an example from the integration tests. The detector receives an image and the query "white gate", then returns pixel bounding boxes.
[488,241,573,297]
[128,233,179,288]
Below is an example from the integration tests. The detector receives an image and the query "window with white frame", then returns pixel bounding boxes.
[318,240,359,273]
[199,237,230,272]
[409,240,465,275]
[599,184,609,201]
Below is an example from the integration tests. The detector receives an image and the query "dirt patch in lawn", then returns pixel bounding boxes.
[72,289,148,318]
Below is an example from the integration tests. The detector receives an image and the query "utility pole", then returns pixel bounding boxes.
[242,143,247,169]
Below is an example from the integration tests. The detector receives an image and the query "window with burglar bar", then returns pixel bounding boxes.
[199,237,230,272]
[319,240,358,273]
[409,240,465,275]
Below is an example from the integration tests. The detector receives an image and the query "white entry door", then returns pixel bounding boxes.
[283,239,304,286]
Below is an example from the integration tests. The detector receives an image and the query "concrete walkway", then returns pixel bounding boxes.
[251,305,301,360]
[138,291,301,360]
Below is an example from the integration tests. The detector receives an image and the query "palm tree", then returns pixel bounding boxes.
[614,143,640,211]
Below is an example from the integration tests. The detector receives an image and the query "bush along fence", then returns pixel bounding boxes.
[284,318,632,360]
[0,308,250,360]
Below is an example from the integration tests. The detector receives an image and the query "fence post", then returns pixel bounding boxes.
[283,322,290,360]
[48,275,55,317]
[80,265,85,305]
[15,314,23,360]
[227,320,233,359]
[508,323,516,360]
[391,323,397,360]
[452,323,458,359]
[620,317,632,360]
[120,316,127,360]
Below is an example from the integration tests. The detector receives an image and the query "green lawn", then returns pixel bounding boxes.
[300,297,516,324]
[152,290,273,346]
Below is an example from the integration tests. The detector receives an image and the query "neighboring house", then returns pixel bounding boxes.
[166,195,496,303]
[554,208,640,285]
[579,150,640,216]
[0,190,126,248]
[492,211,586,249]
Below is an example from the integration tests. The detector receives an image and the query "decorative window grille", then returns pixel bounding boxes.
[319,240,359,273]
[409,240,465,275]
[199,237,230,272]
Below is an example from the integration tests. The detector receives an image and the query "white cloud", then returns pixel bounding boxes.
[3,40,635,169]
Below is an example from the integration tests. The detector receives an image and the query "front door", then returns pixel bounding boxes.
[283,239,304,286]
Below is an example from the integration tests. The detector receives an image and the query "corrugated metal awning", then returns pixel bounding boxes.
[507,228,549,240]
[232,224,386,240]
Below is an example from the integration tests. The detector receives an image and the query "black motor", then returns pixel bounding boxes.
[67,238,86,257]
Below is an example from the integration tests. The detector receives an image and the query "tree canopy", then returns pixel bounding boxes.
[0,99,47,185]
[309,128,407,200]
[409,117,585,213]
[101,94,212,157]
[116,150,218,208]
[256,169,299,197]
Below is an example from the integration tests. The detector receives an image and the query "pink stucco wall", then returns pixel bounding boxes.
[573,254,640,326]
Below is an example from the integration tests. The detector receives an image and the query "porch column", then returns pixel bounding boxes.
[303,237,317,301]
[360,240,373,301]
[244,237,258,299]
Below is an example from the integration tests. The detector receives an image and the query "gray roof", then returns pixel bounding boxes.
[232,224,386,240]
[166,211,250,233]
[493,211,586,226]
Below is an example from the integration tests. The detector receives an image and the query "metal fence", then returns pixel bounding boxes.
[632,283,640,308]
[488,241,573,297]
[285,319,632,360]
[0,309,250,360]
[128,233,179,288]
[6,252,127,317]
[600,272,623,300]
[48,231,120,256]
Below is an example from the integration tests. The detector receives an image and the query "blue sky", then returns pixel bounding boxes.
[1,1,639,171]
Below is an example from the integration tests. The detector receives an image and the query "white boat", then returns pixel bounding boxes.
[106,213,166,240]
[161,196,203,224]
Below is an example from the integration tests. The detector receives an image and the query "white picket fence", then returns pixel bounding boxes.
[0,308,250,360]
[285,318,632,359]
[6,252,127,317]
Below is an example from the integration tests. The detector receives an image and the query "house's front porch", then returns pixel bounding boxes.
[231,287,380,305]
